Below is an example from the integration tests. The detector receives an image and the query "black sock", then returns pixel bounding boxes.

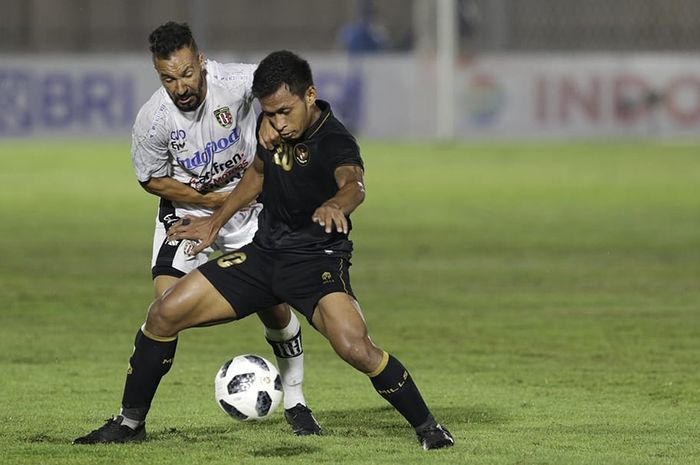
[369,353,432,428]
[120,327,178,422]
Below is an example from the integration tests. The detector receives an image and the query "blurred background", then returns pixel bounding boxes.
[2,0,700,140]
[2,3,700,463]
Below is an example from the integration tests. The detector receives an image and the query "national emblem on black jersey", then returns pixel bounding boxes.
[274,143,310,171]
[294,143,310,166]
[214,106,233,128]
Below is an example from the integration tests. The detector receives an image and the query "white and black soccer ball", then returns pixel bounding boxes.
[214,354,283,421]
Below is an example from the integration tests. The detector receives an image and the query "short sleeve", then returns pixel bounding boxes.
[210,61,256,89]
[131,102,171,182]
[319,133,364,172]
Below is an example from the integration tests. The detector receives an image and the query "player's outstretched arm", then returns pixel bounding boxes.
[312,164,366,234]
[166,155,265,254]
[140,177,228,208]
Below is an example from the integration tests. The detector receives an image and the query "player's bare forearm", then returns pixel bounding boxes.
[165,156,264,253]
[322,177,365,215]
[140,177,226,209]
[209,161,264,229]
[312,164,365,234]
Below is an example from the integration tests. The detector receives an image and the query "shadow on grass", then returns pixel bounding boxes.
[148,424,324,457]
[314,404,505,439]
[28,403,502,447]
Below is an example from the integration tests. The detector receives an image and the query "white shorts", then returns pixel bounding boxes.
[150,198,262,278]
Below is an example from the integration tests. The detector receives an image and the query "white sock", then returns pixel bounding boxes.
[117,410,143,430]
[264,311,306,409]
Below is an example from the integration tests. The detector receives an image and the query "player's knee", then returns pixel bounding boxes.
[146,297,182,337]
[333,337,377,373]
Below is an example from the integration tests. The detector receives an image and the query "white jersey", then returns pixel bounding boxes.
[132,59,258,216]
[131,60,261,275]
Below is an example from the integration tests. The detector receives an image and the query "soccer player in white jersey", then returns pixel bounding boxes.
[73,22,319,443]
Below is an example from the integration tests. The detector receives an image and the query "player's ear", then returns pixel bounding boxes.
[305,86,316,106]
[198,53,205,69]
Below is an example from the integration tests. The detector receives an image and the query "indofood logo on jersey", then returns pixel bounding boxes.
[214,106,233,128]
[177,127,240,170]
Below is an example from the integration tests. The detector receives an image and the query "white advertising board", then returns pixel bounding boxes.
[1,53,699,139]
[454,54,700,139]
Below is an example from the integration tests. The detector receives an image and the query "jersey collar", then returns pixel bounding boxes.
[299,100,332,141]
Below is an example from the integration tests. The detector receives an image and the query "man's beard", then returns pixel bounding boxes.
[174,93,200,111]
[173,70,207,112]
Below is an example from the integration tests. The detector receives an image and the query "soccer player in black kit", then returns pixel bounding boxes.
[74,50,453,450]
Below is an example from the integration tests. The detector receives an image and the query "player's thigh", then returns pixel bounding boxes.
[154,275,179,298]
[280,254,356,324]
[312,293,382,372]
[147,270,236,335]
[197,243,282,319]
[312,293,366,341]
[256,304,292,330]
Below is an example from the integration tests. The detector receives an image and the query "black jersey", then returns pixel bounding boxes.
[253,100,363,255]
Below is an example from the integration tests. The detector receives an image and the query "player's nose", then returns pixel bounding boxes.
[271,116,285,132]
[174,80,187,95]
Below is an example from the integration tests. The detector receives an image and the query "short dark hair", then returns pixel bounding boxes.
[148,22,198,59]
[252,50,314,100]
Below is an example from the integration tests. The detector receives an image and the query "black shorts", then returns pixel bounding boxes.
[198,242,356,323]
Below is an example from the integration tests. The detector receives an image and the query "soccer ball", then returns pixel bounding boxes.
[214,354,283,421]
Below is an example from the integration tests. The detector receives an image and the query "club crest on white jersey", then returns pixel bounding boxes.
[214,106,233,128]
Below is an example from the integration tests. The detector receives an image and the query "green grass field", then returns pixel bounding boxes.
[1,140,698,465]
